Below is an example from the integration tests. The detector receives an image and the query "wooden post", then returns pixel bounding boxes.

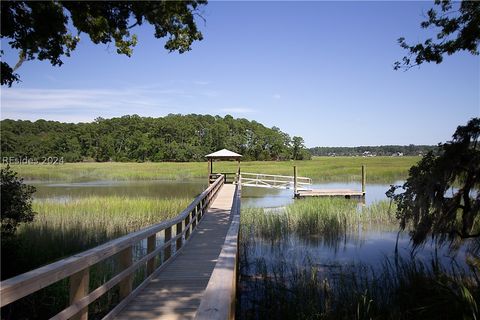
[208,159,212,185]
[192,209,197,230]
[69,268,89,320]
[176,222,183,251]
[293,165,298,197]
[147,234,156,276]
[362,165,366,195]
[164,226,172,261]
[198,201,203,220]
[237,160,241,183]
[185,214,191,239]
[118,247,133,299]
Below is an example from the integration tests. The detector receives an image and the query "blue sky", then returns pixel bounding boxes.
[1,1,479,147]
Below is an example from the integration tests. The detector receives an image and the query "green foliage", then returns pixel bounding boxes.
[395,0,480,70]
[0,114,307,162]
[292,136,311,160]
[0,166,36,238]
[0,1,206,85]
[390,118,480,246]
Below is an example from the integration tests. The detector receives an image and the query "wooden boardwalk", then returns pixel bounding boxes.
[115,184,236,320]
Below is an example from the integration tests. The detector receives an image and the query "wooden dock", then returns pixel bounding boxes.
[296,189,365,199]
[0,175,240,320]
[115,184,236,320]
[294,165,366,199]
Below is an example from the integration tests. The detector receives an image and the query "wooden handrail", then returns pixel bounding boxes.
[241,172,311,183]
[0,175,225,319]
[241,177,311,185]
[195,175,242,320]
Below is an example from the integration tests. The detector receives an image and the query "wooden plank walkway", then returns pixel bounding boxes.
[115,184,236,320]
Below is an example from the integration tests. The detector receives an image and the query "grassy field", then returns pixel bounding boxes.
[5,156,420,183]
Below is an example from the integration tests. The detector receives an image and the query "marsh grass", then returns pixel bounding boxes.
[238,198,479,319]
[1,196,191,319]
[238,254,479,320]
[3,196,191,278]
[5,156,420,183]
[241,198,398,242]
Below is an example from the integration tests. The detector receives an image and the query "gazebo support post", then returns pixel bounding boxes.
[208,159,213,185]
[237,160,241,183]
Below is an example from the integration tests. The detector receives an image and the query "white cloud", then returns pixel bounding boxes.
[0,83,226,122]
[0,87,178,122]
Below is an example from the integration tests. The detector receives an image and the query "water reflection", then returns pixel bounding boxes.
[246,229,472,273]
[29,179,207,200]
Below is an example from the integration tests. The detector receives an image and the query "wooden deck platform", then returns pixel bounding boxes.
[115,184,236,320]
[296,189,365,199]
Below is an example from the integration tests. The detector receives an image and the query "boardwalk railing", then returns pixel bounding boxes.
[209,172,239,184]
[195,175,242,320]
[241,172,312,190]
[0,175,225,320]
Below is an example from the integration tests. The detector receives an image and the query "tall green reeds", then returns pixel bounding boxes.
[3,196,190,279]
[1,196,192,319]
[241,198,398,241]
[238,198,479,319]
[238,255,479,320]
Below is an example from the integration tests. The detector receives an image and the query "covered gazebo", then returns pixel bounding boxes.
[205,149,242,184]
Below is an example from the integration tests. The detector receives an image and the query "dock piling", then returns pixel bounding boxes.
[293,165,298,197]
[362,165,366,195]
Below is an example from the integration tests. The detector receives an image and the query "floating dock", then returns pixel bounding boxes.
[295,189,365,199]
[294,165,366,199]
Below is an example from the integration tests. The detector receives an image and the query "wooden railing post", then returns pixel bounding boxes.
[147,235,156,276]
[192,207,197,230]
[69,268,89,320]
[176,222,183,250]
[118,247,133,299]
[185,214,191,239]
[362,165,366,195]
[164,227,172,261]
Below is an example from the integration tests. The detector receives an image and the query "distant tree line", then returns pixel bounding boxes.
[309,145,438,157]
[1,114,311,162]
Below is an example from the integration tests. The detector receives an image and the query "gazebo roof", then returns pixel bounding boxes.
[205,149,242,159]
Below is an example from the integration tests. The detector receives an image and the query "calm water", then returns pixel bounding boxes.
[29,179,207,201]
[30,179,396,205]
[245,227,473,273]
[241,181,474,283]
[29,178,473,269]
